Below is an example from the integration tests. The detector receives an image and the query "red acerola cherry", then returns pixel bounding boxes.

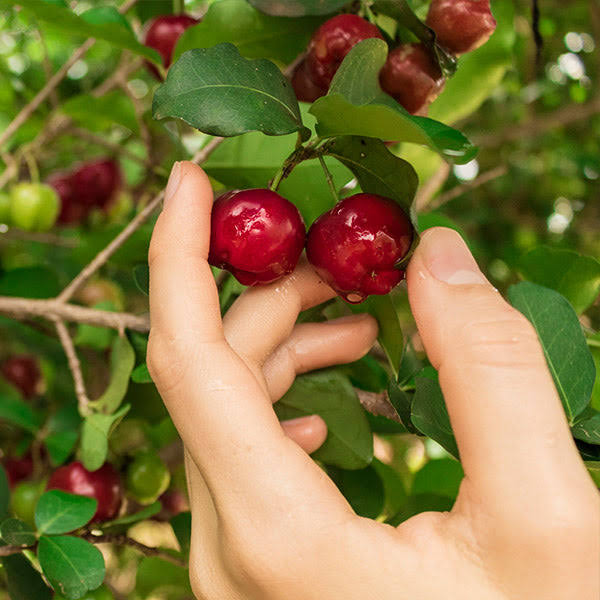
[291,59,328,103]
[48,173,86,225]
[144,14,197,75]
[1,355,41,398]
[208,189,306,286]
[71,159,122,211]
[306,194,413,303]
[47,462,123,522]
[426,0,497,55]
[306,14,384,89]
[379,43,445,115]
[3,455,34,488]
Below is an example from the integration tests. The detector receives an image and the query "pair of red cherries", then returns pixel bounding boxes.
[209,189,413,304]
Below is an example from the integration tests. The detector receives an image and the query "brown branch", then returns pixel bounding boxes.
[83,534,186,567]
[0,297,149,332]
[53,318,91,414]
[57,138,224,303]
[426,165,508,211]
[415,162,451,213]
[356,389,401,423]
[0,545,28,557]
[0,228,78,247]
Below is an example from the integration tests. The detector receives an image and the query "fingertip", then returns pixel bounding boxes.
[281,414,328,454]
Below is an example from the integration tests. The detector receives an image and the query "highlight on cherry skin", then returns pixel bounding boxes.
[306,193,414,304]
[208,188,306,286]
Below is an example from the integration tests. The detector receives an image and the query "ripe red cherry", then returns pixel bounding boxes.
[144,14,197,75]
[3,455,34,488]
[71,159,122,211]
[208,189,306,286]
[47,462,123,522]
[379,43,445,115]
[306,14,384,89]
[1,355,41,398]
[48,173,87,225]
[291,59,328,103]
[426,0,496,55]
[306,194,413,303]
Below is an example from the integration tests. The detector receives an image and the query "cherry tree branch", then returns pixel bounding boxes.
[53,318,91,414]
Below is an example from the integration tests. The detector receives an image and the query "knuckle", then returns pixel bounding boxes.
[147,329,191,394]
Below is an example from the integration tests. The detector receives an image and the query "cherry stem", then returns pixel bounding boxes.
[173,0,185,15]
[318,155,338,203]
[23,152,40,183]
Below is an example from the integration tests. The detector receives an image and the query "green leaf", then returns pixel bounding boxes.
[328,465,384,519]
[133,264,150,296]
[351,294,404,377]
[101,501,161,529]
[508,282,596,424]
[35,490,97,535]
[131,363,153,384]
[518,246,600,315]
[153,43,309,139]
[38,535,105,600]
[62,91,138,133]
[274,369,373,469]
[411,375,459,459]
[74,302,117,351]
[585,461,600,488]
[136,557,192,598]
[5,0,162,64]
[0,465,9,519]
[80,404,131,472]
[412,459,464,499]
[0,386,42,433]
[310,39,476,163]
[174,0,320,64]
[0,518,36,546]
[0,266,61,298]
[79,6,133,31]
[372,458,407,516]
[572,410,600,445]
[387,493,454,526]
[170,511,191,556]
[135,0,171,22]
[388,377,417,433]
[90,336,136,413]
[247,0,350,16]
[1,554,53,600]
[45,402,81,467]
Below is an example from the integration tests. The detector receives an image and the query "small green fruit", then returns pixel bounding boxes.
[126,452,170,505]
[11,480,45,527]
[0,192,11,224]
[10,183,59,232]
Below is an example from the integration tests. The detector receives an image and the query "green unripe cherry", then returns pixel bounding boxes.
[126,451,170,505]
[10,480,45,527]
[10,183,59,232]
[0,192,11,224]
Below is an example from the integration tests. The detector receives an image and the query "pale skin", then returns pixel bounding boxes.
[148,161,600,600]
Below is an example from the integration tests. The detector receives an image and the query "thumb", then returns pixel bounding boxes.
[406,228,596,523]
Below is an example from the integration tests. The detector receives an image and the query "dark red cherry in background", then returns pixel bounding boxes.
[208,189,306,286]
[306,14,384,89]
[3,454,34,488]
[379,43,445,115]
[306,194,413,303]
[144,14,198,77]
[71,159,122,210]
[1,355,41,398]
[291,59,328,103]
[48,173,85,225]
[48,461,123,522]
[426,0,497,55]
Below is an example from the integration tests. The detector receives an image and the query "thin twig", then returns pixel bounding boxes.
[0,297,150,332]
[415,162,451,213]
[53,318,91,414]
[427,165,508,211]
[0,228,78,247]
[57,138,225,303]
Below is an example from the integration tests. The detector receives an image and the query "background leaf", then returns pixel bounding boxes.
[61,92,138,134]
[274,369,373,469]
[572,410,600,445]
[1,554,53,600]
[0,266,61,298]
[328,465,385,518]
[35,490,97,534]
[247,0,350,16]
[153,43,308,139]
[412,459,464,499]
[38,535,105,600]
[0,517,36,546]
[0,465,9,519]
[508,282,596,423]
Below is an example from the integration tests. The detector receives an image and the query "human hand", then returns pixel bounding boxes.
[148,161,599,600]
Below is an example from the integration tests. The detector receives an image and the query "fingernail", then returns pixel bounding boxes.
[165,161,183,205]
[421,228,487,285]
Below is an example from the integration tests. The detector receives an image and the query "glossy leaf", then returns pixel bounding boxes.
[89,336,135,413]
[153,43,309,139]
[328,465,385,519]
[275,369,373,469]
[572,410,600,445]
[174,0,320,63]
[412,459,464,499]
[310,39,477,163]
[1,554,53,600]
[508,282,596,424]
[411,376,459,459]
[38,535,105,600]
[519,246,600,314]
[0,518,36,546]
[388,377,417,433]
[248,0,350,16]
[81,404,131,472]
[35,490,97,535]
[4,0,161,64]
